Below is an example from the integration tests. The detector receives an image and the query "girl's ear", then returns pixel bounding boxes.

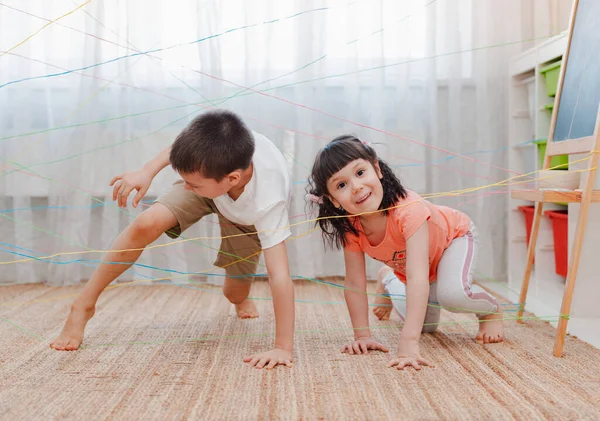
[327,195,341,209]
[374,161,383,179]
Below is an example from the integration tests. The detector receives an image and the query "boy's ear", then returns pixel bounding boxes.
[226,170,243,186]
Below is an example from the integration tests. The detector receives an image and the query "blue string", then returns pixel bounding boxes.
[0,7,330,90]
[289,140,536,184]
[391,139,534,168]
[0,243,518,309]
[0,200,154,214]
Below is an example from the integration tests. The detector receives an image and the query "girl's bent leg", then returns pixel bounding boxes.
[436,228,504,343]
[379,266,440,333]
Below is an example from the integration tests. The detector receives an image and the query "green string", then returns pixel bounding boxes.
[0,34,557,146]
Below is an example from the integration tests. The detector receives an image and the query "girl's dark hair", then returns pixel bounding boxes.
[307,135,407,249]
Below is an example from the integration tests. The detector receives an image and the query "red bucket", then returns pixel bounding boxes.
[518,206,536,245]
[545,210,568,277]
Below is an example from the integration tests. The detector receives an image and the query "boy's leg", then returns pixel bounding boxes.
[216,216,262,319]
[51,181,213,350]
[377,266,440,333]
[50,203,178,350]
[435,227,504,344]
[222,276,258,318]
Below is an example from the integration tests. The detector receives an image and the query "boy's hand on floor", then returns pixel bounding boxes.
[244,348,293,370]
[110,169,154,208]
[341,337,389,355]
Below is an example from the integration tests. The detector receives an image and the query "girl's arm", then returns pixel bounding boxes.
[389,221,435,370]
[402,222,431,340]
[343,249,370,339]
[342,249,389,355]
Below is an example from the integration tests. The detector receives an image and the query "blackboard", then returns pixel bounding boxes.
[553,0,600,142]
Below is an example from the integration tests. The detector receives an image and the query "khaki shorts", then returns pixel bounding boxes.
[155,181,261,278]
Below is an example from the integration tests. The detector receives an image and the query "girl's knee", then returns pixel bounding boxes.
[436,290,498,316]
[421,306,441,333]
[435,289,470,313]
[422,324,438,333]
[435,295,454,310]
[377,266,394,283]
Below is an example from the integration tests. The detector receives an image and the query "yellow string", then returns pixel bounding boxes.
[0,40,157,175]
[77,315,562,349]
[0,228,317,308]
[1,154,594,266]
[0,0,94,58]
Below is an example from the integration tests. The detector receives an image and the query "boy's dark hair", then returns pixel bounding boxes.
[170,109,255,181]
[307,134,407,249]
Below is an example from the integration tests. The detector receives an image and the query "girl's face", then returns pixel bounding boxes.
[326,159,384,216]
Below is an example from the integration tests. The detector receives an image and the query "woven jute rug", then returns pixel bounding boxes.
[1,280,599,420]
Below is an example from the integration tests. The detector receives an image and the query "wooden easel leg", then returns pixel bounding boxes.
[553,158,599,356]
[554,204,590,356]
[517,203,544,323]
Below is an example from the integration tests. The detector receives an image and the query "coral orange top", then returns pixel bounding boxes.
[345,190,471,282]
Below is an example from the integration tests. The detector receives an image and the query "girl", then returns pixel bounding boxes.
[307,135,504,371]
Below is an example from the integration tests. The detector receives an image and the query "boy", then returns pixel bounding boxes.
[50,110,295,370]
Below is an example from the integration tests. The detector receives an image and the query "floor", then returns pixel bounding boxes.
[1,280,600,420]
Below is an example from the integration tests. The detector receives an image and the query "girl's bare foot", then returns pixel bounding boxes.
[235,299,259,319]
[476,307,504,344]
[50,305,95,351]
[373,280,393,321]
[373,266,394,320]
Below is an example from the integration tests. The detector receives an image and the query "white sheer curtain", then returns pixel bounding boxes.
[0,0,572,285]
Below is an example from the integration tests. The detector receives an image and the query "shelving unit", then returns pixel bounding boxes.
[499,35,569,318]
[480,33,600,349]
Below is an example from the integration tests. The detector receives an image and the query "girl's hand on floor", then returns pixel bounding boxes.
[388,355,434,371]
[244,348,293,370]
[388,339,434,370]
[341,337,389,355]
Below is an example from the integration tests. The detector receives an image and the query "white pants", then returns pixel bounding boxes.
[381,224,499,333]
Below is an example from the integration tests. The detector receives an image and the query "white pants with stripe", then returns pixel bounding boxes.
[380,224,499,333]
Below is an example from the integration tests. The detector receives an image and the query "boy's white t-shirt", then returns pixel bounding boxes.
[212,131,291,250]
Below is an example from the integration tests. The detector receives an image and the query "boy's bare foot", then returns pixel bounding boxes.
[373,281,393,321]
[235,299,259,319]
[50,305,95,351]
[476,307,504,344]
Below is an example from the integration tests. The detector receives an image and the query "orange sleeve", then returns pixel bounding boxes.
[396,195,431,240]
[344,231,362,252]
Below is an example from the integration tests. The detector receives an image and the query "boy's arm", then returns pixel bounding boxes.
[243,241,294,369]
[389,221,435,370]
[143,145,172,177]
[110,146,171,208]
[341,249,389,355]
